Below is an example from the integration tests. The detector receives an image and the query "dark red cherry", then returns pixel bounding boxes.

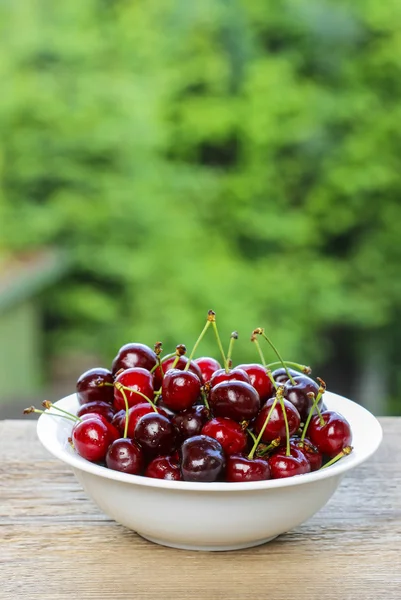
[202,417,247,456]
[209,367,251,388]
[72,417,112,462]
[268,447,311,479]
[77,413,120,443]
[194,357,221,383]
[161,368,202,411]
[308,411,352,458]
[77,401,115,422]
[289,437,322,471]
[172,405,209,441]
[112,342,158,374]
[272,367,303,385]
[76,367,114,405]
[113,367,154,411]
[253,398,301,443]
[209,380,260,422]
[226,455,271,482]
[145,455,182,480]
[153,356,203,389]
[106,439,144,474]
[181,435,226,482]
[113,403,168,438]
[236,363,273,401]
[134,413,177,456]
[284,375,320,421]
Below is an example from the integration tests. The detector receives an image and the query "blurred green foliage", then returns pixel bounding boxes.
[0,0,400,380]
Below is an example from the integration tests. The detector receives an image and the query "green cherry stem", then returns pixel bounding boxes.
[279,396,291,456]
[255,328,296,385]
[301,381,326,441]
[266,361,312,375]
[255,437,281,457]
[250,332,278,390]
[320,446,353,469]
[184,316,213,370]
[248,386,284,459]
[207,310,227,370]
[120,386,130,439]
[201,387,210,411]
[115,382,158,413]
[225,331,238,372]
[150,352,176,375]
[41,401,82,422]
[247,428,257,445]
[23,406,79,423]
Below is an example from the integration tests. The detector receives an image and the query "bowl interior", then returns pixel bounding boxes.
[37,390,383,491]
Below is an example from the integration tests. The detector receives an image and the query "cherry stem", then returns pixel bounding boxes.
[279,396,291,456]
[255,437,281,457]
[250,333,278,390]
[120,386,130,439]
[206,310,227,370]
[201,388,210,411]
[225,331,238,372]
[257,329,296,385]
[248,387,284,459]
[266,361,311,375]
[247,428,257,444]
[115,382,158,413]
[321,446,353,469]
[184,320,212,371]
[41,401,82,422]
[150,352,176,375]
[23,407,78,423]
[301,383,326,441]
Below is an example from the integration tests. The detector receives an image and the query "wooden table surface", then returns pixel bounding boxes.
[1,418,400,600]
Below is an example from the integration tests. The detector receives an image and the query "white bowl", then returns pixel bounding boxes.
[37,391,382,551]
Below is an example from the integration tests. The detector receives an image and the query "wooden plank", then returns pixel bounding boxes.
[0,419,400,600]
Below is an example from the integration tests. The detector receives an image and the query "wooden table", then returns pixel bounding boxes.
[1,419,400,600]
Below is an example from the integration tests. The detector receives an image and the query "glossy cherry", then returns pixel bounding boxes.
[76,367,114,405]
[72,417,112,462]
[77,413,120,443]
[209,380,260,422]
[181,435,226,482]
[308,411,352,458]
[236,363,274,401]
[134,413,177,456]
[268,447,311,479]
[226,455,271,482]
[112,403,168,438]
[284,375,320,421]
[113,368,154,411]
[289,437,322,471]
[194,357,221,383]
[77,401,115,422]
[201,417,247,456]
[153,356,203,389]
[145,455,182,480]
[209,367,251,388]
[172,405,209,441]
[254,398,301,443]
[106,439,144,474]
[161,368,202,411]
[112,342,158,374]
[272,367,303,385]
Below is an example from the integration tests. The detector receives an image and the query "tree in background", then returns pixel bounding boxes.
[0,0,400,412]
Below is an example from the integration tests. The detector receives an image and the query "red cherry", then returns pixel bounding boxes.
[194,357,221,383]
[161,368,202,411]
[153,356,202,389]
[236,363,273,401]
[113,367,154,411]
[172,405,209,441]
[112,343,158,374]
[145,455,182,480]
[209,367,251,388]
[72,417,112,462]
[201,417,247,456]
[272,367,303,385]
[106,439,144,474]
[76,367,114,405]
[181,435,226,482]
[226,455,271,482]
[77,413,120,443]
[268,447,311,479]
[134,413,177,456]
[77,401,115,422]
[254,397,301,443]
[209,380,260,422]
[308,411,352,458]
[112,403,168,438]
[284,375,320,421]
[289,437,323,471]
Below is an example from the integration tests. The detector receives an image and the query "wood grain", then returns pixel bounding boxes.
[1,419,400,600]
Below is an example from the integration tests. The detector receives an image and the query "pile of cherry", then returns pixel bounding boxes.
[27,312,353,482]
